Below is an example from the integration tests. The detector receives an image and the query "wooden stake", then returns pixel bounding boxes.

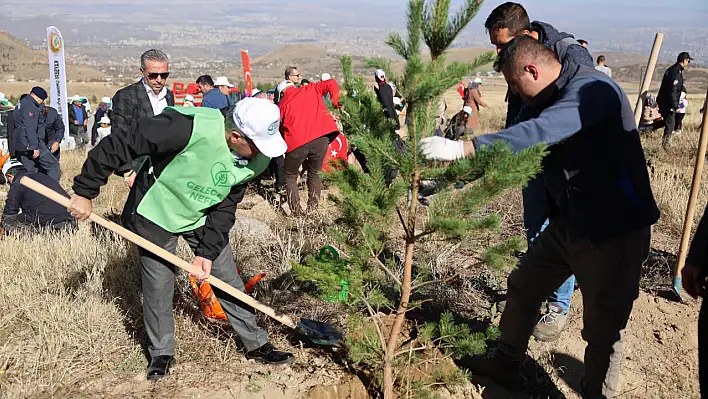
[674,87,708,297]
[633,33,664,127]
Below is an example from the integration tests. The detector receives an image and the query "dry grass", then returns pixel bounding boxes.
[0,86,705,397]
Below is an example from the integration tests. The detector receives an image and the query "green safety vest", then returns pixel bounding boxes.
[137,106,270,233]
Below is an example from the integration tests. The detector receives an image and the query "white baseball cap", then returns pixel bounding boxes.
[214,76,235,87]
[321,73,331,81]
[251,88,262,97]
[99,116,111,124]
[375,69,386,81]
[232,98,287,158]
[276,80,295,95]
[2,159,23,178]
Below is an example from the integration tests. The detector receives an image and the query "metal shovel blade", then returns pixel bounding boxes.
[296,319,344,346]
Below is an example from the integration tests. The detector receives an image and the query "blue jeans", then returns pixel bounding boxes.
[523,176,575,314]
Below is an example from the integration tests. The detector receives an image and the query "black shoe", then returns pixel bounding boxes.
[146,355,174,381]
[246,343,294,365]
[460,348,526,391]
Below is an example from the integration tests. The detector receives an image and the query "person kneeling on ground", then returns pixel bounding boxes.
[67,98,293,380]
[420,36,659,398]
[1,159,77,235]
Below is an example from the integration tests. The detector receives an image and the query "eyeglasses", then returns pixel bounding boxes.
[145,72,170,80]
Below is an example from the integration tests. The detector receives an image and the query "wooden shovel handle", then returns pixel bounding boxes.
[20,176,297,329]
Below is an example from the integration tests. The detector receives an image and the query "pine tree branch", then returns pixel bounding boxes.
[363,233,402,287]
[410,270,466,291]
[361,294,388,355]
[393,345,428,359]
[396,207,411,239]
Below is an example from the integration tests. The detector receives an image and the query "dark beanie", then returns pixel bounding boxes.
[31,86,48,100]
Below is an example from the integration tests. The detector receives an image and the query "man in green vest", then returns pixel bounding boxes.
[68,98,292,380]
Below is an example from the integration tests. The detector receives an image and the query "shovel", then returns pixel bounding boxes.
[20,176,343,346]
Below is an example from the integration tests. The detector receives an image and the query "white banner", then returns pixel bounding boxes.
[46,26,69,145]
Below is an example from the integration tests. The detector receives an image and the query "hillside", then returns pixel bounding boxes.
[0,30,107,81]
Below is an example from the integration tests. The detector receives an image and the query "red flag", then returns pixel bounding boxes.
[322,133,349,173]
[457,81,465,98]
[240,50,253,97]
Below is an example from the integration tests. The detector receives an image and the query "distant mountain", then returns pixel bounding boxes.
[0,30,107,81]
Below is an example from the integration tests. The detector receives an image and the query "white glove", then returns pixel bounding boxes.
[420,136,465,161]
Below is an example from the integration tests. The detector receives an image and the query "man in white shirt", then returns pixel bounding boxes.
[595,55,612,78]
[109,49,175,187]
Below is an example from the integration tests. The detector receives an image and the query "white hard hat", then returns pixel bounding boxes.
[321,73,331,81]
[474,77,483,84]
[185,94,194,102]
[2,159,23,177]
[71,94,81,102]
[277,80,295,95]
[99,116,111,125]
[101,96,111,104]
[0,92,5,101]
[214,76,235,87]
[231,98,287,158]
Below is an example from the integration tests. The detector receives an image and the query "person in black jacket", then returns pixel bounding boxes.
[109,49,175,188]
[684,203,708,397]
[657,52,692,147]
[14,87,61,182]
[67,96,89,149]
[1,159,76,234]
[374,69,400,130]
[68,99,292,380]
[40,105,65,162]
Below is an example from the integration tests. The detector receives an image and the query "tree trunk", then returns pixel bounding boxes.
[383,169,420,399]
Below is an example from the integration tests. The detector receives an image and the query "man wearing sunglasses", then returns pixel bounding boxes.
[69,98,293,380]
[109,49,175,188]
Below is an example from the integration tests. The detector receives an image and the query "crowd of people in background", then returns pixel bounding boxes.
[2,2,708,394]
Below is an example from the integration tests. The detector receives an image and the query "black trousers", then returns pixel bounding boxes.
[661,110,676,139]
[700,298,708,398]
[676,113,686,131]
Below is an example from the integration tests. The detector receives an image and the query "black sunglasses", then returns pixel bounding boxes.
[146,72,170,80]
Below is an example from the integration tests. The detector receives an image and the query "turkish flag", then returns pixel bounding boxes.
[457,81,465,98]
[241,50,253,97]
[322,133,349,173]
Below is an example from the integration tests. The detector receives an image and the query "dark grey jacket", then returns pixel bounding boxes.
[505,20,594,127]
[475,64,660,241]
[40,106,65,146]
[13,95,42,152]
[656,63,686,114]
[109,80,175,174]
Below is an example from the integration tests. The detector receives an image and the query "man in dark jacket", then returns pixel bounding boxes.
[40,105,65,162]
[68,95,89,149]
[683,202,708,397]
[14,87,61,182]
[484,1,594,341]
[68,99,292,380]
[374,69,401,130]
[109,49,175,188]
[421,36,659,397]
[657,52,692,147]
[1,159,76,234]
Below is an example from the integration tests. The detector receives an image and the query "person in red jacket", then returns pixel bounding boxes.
[276,79,341,214]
